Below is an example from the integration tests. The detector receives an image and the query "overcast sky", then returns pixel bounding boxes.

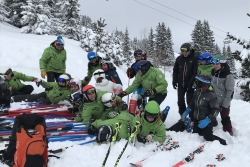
[79,0,249,53]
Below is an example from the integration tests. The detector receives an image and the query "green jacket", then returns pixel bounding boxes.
[91,112,137,140]
[39,42,66,73]
[5,71,34,92]
[124,67,168,98]
[137,112,166,143]
[197,64,214,76]
[81,91,107,123]
[41,82,71,104]
[82,56,102,86]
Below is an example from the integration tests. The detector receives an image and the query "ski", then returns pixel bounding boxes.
[129,136,179,167]
[172,142,208,167]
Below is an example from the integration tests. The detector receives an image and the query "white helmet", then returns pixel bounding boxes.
[101,92,116,107]
[0,66,11,76]
[70,78,82,90]
[58,74,70,86]
[93,69,105,81]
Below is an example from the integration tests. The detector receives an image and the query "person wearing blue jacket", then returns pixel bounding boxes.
[101,59,122,85]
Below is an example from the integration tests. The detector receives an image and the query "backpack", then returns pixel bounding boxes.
[1,114,48,167]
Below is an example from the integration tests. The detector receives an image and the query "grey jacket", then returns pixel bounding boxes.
[211,63,234,108]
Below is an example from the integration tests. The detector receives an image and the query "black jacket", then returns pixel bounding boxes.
[172,50,198,88]
[126,60,153,78]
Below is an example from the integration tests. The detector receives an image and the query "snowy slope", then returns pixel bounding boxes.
[0,22,250,167]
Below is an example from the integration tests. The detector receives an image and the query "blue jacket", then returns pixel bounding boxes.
[105,68,122,85]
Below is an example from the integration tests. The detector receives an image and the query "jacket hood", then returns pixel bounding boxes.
[212,63,231,78]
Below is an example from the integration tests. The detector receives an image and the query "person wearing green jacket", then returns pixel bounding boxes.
[12,74,71,104]
[39,36,66,82]
[0,66,37,96]
[82,51,102,87]
[197,52,214,76]
[118,60,168,105]
[88,101,166,144]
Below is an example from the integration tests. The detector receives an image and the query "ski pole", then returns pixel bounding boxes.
[127,73,131,104]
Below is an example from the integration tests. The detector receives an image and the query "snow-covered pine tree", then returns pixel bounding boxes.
[3,0,27,28]
[21,0,52,35]
[80,27,94,51]
[191,20,204,57]
[203,20,215,55]
[222,45,227,58]
[214,43,222,55]
[61,0,81,40]
[122,27,133,66]
[0,1,10,22]
[131,37,138,50]
[49,0,65,35]
[147,27,154,58]
[165,27,175,66]
[226,45,237,78]
[239,52,250,102]
[81,15,92,28]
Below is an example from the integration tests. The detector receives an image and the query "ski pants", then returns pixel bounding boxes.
[177,86,194,116]
[220,106,233,134]
[149,93,167,105]
[13,92,50,104]
[167,120,186,132]
[47,72,62,82]
[12,85,34,96]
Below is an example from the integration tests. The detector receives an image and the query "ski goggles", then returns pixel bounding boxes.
[58,77,67,82]
[180,48,189,52]
[145,110,158,119]
[211,58,227,64]
[55,42,64,48]
[88,55,96,60]
[85,87,96,94]
[69,81,78,87]
[133,65,142,72]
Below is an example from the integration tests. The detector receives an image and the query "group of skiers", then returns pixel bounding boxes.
[0,36,235,146]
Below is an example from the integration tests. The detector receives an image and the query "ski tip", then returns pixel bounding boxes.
[129,163,142,167]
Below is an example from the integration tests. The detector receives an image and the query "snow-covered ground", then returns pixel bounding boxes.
[0,22,250,167]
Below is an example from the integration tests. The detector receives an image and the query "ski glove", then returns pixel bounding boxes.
[172,82,177,89]
[198,117,211,129]
[87,125,97,135]
[144,89,156,97]
[181,108,191,121]
[40,70,47,79]
[84,76,90,81]
[33,78,43,87]
[119,101,128,110]
[137,134,148,144]
[117,91,127,98]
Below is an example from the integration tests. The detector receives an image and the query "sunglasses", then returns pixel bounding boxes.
[180,48,189,53]
[211,58,227,64]
[86,87,96,94]
[89,55,96,61]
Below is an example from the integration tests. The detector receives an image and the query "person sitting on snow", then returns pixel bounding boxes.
[11,74,71,104]
[0,74,10,108]
[93,69,123,94]
[167,75,227,145]
[101,59,123,85]
[0,66,37,96]
[67,78,83,113]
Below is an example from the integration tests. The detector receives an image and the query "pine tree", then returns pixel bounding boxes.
[147,27,154,58]
[21,0,52,35]
[226,45,237,78]
[122,27,133,66]
[222,45,227,57]
[239,53,250,102]
[81,15,92,28]
[214,43,222,55]
[0,2,10,22]
[203,20,215,54]
[49,0,65,35]
[3,0,27,28]
[191,20,204,56]
[165,27,175,66]
[80,27,94,51]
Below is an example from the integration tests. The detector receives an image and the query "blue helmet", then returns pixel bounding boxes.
[87,51,97,60]
[198,52,212,65]
[133,60,150,75]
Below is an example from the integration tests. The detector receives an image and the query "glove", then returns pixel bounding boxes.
[117,91,127,98]
[181,108,191,121]
[84,76,90,81]
[137,134,148,144]
[145,135,153,142]
[40,70,47,79]
[62,70,66,74]
[198,117,211,129]
[127,68,134,75]
[68,107,79,113]
[87,125,97,135]
[119,101,128,110]
[33,78,42,87]
[144,89,156,97]
[172,82,177,89]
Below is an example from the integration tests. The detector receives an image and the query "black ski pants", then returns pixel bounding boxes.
[47,72,62,82]
[149,93,167,105]
[12,85,34,96]
[177,86,194,116]
[13,92,51,104]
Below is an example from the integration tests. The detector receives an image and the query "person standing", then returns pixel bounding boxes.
[211,54,234,135]
[172,43,198,116]
[39,36,66,82]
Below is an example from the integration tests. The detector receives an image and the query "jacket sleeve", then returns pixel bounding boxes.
[13,71,34,81]
[110,71,122,85]
[154,70,168,93]
[112,83,123,93]
[172,57,179,84]
[41,81,56,89]
[39,49,50,70]
[187,57,198,87]
[222,74,235,108]
[81,106,92,124]
[124,75,141,94]
[63,51,67,70]
[208,93,220,120]
[152,122,166,143]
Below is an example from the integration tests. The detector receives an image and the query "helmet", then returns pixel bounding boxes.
[195,75,211,88]
[133,60,150,75]
[69,92,83,106]
[87,51,97,61]
[93,69,105,81]
[0,66,11,76]
[211,54,227,64]
[144,101,159,119]
[82,85,96,101]
[96,125,112,143]
[56,36,64,48]
[180,43,191,52]
[198,52,212,65]
[102,93,116,107]
[58,74,70,86]
[69,78,82,89]
[134,49,143,57]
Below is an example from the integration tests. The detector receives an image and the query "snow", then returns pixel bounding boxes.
[1,22,250,167]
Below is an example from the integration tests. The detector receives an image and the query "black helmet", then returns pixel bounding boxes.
[180,43,191,52]
[134,49,143,57]
[96,125,112,143]
[195,75,211,88]
[133,60,150,75]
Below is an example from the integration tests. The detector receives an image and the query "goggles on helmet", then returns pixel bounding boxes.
[145,110,158,119]
[211,58,227,64]
[70,81,77,87]
[133,65,141,72]
[180,48,189,52]
[58,77,67,83]
[85,87,96,94]
[88,55,96,61]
